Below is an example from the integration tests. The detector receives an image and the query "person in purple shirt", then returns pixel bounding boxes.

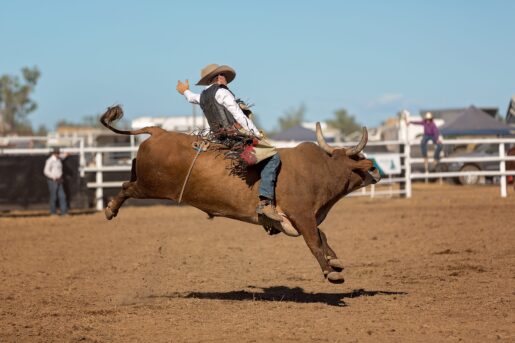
[406,112,443,167]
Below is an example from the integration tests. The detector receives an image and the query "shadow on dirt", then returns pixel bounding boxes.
[148,286,407,307]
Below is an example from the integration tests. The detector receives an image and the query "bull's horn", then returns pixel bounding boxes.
[316,122,335,155]
[346,127,368,156]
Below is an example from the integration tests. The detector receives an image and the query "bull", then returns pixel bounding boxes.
[100,106,380,283]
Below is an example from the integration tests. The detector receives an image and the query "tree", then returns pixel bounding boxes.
[278,103,306,131]
[35,124,48,136]
[327,108,361,136]
[0,66,41,134]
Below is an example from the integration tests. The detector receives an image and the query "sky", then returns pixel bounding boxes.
[1,0,514,131]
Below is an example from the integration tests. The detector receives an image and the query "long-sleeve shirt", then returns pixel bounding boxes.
[43,155,63,180]
[410,120,440,139]
[184,86,260,136]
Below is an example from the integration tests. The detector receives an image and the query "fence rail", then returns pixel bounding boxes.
[2,134,514,210]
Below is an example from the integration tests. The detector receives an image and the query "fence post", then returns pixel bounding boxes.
[130,135,136,160]
[79,138,85,178]
[405,141,412,198]
[95,152,103,210]
[400,114,413,198]
[499,143,507,198]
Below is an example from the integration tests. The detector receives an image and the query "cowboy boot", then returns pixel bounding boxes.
[256,199,283,222]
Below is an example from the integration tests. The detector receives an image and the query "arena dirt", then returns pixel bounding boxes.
[1,184,514,342]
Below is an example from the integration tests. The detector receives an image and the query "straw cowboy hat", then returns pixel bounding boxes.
[196,64,236,86]
[424,112,433,120]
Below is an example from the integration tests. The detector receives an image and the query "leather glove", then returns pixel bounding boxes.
[176,79,189,95]
[238,102,252,116]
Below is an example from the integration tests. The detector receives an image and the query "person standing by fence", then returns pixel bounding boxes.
[43,147,68,216]
[405,111,443,171]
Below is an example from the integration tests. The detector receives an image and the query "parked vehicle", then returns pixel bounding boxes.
[445,144,501,185]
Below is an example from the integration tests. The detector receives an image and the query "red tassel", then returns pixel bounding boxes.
[240,145,257,165]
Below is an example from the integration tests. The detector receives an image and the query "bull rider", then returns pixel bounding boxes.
[176,63,283,223]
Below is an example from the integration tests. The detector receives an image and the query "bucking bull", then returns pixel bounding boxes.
[100,106,380,284]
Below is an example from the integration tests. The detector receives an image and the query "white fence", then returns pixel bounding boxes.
[1,136,515,211]
[332,137,515,198]
[405,138,515,197]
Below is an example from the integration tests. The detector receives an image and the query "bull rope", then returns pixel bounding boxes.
[177,140,210,205]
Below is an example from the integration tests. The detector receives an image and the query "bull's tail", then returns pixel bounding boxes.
[100,105,164,136]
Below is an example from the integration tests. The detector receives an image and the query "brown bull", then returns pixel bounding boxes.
[101,106,380,284]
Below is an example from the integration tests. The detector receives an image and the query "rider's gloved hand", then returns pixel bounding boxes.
[176,79,189,95]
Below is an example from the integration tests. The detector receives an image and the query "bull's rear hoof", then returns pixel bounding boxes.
[327,271,345,284]
[328,258,345,272]
[105,207,116,220]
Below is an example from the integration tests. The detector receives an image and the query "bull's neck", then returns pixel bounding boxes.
[313,160,354,221]
[324,159,354,202]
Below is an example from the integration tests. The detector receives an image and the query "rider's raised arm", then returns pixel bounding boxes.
[216,88,260,137]
[176,79,200,104]
[183,89,200,104]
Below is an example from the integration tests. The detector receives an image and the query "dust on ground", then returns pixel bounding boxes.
[1,184,514,342]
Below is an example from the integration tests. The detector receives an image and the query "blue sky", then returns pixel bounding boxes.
[1,0,514,131]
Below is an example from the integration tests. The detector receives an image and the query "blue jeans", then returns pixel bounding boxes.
[420,135,443,161]
[259,153,281,200]
[47,179,68,215]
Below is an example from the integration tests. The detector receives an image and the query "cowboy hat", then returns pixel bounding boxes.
[424,112,433,120]
[196,64,236,86]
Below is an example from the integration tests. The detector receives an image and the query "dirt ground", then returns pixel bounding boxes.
[1,184,514,342]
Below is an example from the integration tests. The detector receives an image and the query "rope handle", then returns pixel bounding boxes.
[177,140,210,205]
[192,141,210,152]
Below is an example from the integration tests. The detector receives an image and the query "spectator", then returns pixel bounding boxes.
[406,112,443,170]
[43,147,68,216]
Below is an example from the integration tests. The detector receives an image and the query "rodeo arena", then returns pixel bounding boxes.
[2,85,515,341]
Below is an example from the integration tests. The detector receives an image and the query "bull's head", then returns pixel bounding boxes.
[316,122,381,192]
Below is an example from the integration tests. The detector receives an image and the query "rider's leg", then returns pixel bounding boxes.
[433,138,443,162]
[257,153,283,221]
[421,135,430,171]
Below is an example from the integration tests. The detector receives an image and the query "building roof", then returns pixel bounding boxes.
[271,125,317,141]
[271,125,335,142]
[440,105,513,136]
[506,96,515,125]
[420,106,498,124]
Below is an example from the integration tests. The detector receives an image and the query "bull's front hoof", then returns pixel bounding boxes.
[327,271,345,284]
[105,207,116,220]
[328,258,345,272]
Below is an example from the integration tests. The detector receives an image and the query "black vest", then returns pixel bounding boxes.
[199,84,236,131]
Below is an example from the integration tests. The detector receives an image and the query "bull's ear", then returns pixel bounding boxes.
[349,159,373,172]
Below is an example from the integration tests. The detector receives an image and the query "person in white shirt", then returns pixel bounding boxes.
[176,64,283,223]
[43,147,68,215]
